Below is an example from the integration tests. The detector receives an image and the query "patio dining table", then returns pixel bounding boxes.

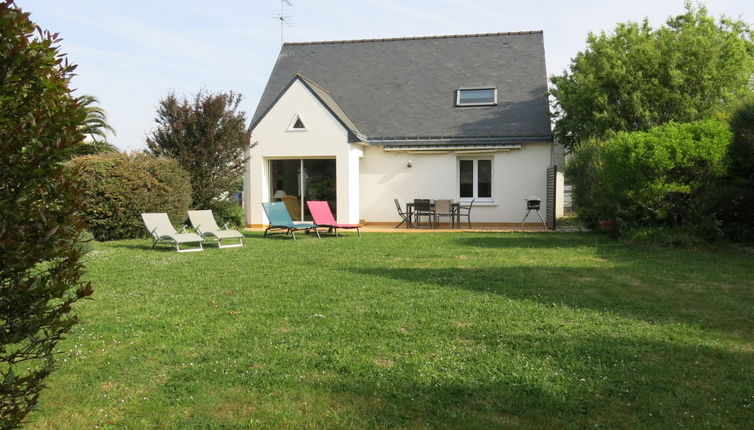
[405,200,461,228]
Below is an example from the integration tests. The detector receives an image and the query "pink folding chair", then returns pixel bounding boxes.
[306,201,361,237]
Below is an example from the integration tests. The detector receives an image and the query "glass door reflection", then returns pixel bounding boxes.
[270,158,336,221]
[303,159,336,221]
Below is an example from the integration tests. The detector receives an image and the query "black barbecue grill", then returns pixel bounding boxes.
[521,196,546,230]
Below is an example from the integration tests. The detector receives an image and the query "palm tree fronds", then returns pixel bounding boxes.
[77,95,116,143]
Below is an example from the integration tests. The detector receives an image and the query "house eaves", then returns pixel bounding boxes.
[366,134,552,146]
[383,143,522,153]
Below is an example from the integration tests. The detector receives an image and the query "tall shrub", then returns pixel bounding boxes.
[70,153,192,241]
[568,119,732,231]
[0,1,93,427]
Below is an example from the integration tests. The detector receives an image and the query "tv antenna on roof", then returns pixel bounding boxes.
[274,0,292,45]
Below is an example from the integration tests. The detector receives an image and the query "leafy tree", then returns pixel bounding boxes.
[0,1,93,427]
[551,2,754,148]
[146,90,250,208]
[74,95,117,156]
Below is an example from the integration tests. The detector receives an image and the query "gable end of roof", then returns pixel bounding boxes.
[249,73,362,142]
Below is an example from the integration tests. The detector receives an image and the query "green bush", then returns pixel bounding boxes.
[69,153,192,240]
[565,139,611,228]
[207,200,245,228]
[712,97,754,241]
[728,97,754,179]
[568,119,732,235]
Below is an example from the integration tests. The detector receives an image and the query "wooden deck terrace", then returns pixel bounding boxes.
[245,222,550,233]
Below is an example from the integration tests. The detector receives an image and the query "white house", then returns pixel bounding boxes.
[245,31,556,227]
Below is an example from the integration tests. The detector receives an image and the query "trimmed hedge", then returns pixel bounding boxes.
[69,153,192,240]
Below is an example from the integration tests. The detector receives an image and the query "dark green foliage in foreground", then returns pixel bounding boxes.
[25,232,754,429]
[709,97,754,241]
[69,153,192,241]
[146,90,250,209]
[550,2,754,148]
[567,119,731,233]
[0,1,93,427]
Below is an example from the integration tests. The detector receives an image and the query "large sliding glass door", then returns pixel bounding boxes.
[270,159,336,221]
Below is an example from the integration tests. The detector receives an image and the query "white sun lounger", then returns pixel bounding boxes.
[188,209,244,248]
[141,213,204,252]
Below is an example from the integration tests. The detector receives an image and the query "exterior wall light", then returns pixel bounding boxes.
[407,160,412,168]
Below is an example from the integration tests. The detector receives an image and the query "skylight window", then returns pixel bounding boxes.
[456,87,497,106]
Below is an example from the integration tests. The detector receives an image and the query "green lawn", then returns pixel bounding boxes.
[28,232,754,429]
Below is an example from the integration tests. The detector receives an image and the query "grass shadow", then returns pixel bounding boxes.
[350,264,754,340]
[151,332,754,428]
[105,240,168,252]
[454,231,612,249]
[318,334,754,428]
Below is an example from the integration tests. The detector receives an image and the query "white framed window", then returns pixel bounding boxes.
[456,87,497,106]
[287,114,307,131]
[458,158,493,200]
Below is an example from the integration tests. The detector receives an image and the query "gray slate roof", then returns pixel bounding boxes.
[251,32,552,144]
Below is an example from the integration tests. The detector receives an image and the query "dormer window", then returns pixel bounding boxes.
[287,114,307,131]
[456,87,497,107]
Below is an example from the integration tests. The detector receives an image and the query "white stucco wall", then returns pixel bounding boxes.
[245,79,362,225]
[360,142,552,224]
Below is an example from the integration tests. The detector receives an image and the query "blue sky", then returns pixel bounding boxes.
[21,0,754,151]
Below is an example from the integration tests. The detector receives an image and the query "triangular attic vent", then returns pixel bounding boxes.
[288,114,307,131]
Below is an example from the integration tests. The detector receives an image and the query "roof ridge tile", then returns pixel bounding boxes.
[283,31,542,46]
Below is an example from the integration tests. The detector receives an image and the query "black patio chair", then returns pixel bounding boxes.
[413,199,434,228]
[394,198,412,228]
[457,198,475,228]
